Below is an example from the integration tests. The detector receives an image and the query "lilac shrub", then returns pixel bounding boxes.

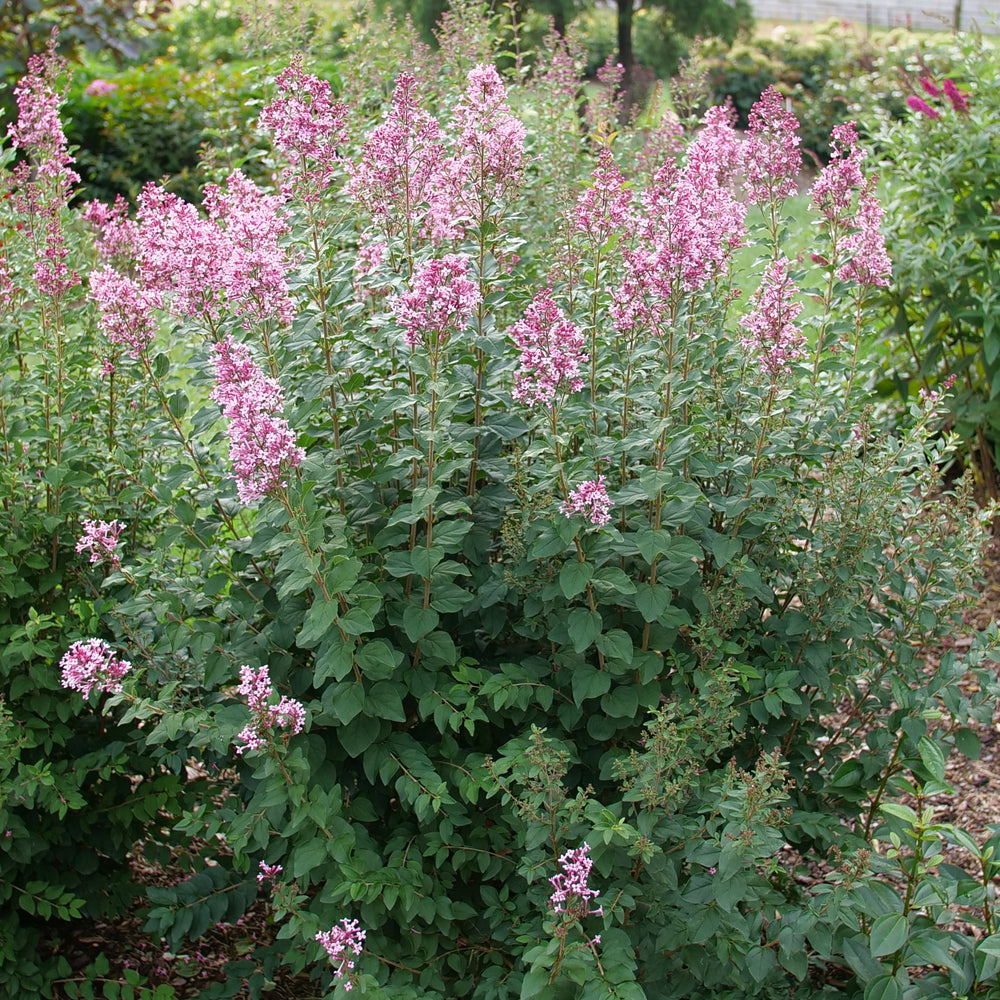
[3,9,1000,1000]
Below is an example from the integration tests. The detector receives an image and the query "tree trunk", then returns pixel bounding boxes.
[615,0,634,74]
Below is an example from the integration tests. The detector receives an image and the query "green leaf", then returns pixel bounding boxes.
[869,913,909,958]
[567,608,602,652]
[917,736,947,782]
[338,716,381,757]
[955,727,981,760]
[634,583,671,623]
[337,607,375,636]
[403,606,439,642]
[559,560,593,599]
[863,975,903,1000]
[355,639,402,680]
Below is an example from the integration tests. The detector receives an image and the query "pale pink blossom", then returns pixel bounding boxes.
[84,79,117,97]
[391,254,480,348]
[60,638,131,698]
[211,336,305,505]
[810,122,866,222]
[316,919,366,991]
[75,518,125,568]
[89,267,161,358]
[234,664,306,754]
[561,476,614,527]
[742,85,802,207]
[549,844,602,918]
[740,257,805,379]
[257,861,283,885]
[258,57,348,198]
[509,288,586,407]
[837,187,891,288]
[574,147,633,247]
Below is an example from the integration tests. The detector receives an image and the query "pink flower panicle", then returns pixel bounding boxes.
[942,78,970,114]
[59,638,132,698]
[509,288,586,407]
[258,57,349,197]
[809,121,866,222]
[742,85,802,207]
[740,257,805,379]
[837,186,892,288]
[920,76,942,98]
[561,476,614,528]
[256,861,283,885]
[549,844,602,919]
[234,664,306,754]
[574,147,633,247]
[211,336,305,505]
[75,517,125,568]
[454,64,526,197]
[89,267,161,358]
[348,73,444,235]
[316,919,366,991]
[906,95,940,120]
[391,254,480,348]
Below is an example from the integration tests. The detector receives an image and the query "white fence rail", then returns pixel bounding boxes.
[750,1,1000,32]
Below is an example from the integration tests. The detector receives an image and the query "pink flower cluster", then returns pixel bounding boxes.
[574,147,633,248]
[234,664,306,754]
[561,476,614,528]
[84,79,117,98]
[742,85,802,207]
[740,257,805,379]
[391,254,480,348]
[211,336,305,505]
[256,861,283,885]
[87,171,294,350]
[59,638,132,698]
[908,76,970,118]
[258,58,349,198]
[509,288,586,407]
[612,104,746,333]
[75,517,125,568]
[549,843,602,919]
[316,918,366,991]
[810,122,866,222]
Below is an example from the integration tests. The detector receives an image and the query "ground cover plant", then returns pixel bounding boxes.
[3,5,1000,999]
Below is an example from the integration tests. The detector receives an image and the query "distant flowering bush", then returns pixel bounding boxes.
[3,13,999,1000]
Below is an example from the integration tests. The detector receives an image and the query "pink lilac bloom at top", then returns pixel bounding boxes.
[76,517,125,568]
[348,73,444,236]
[233,664,306,754]
[742,85,802,207]
[809,122,866,223]
[316,919,366,991]
[611,105,746,333]
[549,844,602,918]
[257,57,349,198]
[508,288,586,407]
[837,185,892,288]
[391,254,480,348]
[59,638,131,698]
[561,475,614,527]
[453,64,527,199]
[574,147,633,248]
[211,336,305,505]
[740,256,805,379]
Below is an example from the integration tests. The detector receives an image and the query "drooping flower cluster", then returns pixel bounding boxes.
[509,288,586,407]
[75,517,125,568]
[742,85,802,207]
[59,638,132,698]
[561,476,614,527]
[257,57,349,198]
[315,919,366,991]
[211,337,305,505]
[908,76,970,118]
[740,257,805,379]
[391,254,480,349]
[234,664,306,754]
[549,844,602,920]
